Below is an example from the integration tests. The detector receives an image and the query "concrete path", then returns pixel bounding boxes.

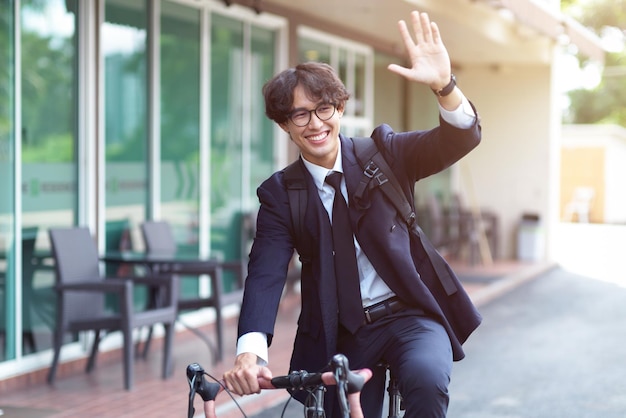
[448,267,626,418]
[251,265,626,418]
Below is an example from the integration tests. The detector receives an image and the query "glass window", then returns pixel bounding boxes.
[210,15,277,291]
[210,14,244,275]
[160,1,200,249]
[354,53,366,118]
[298,29,373,137]
[20,0,78,356]
[103,0,148,244]
[160,1,201,298]
[249,26,276,204]
[298,37,330,64]
[0,0,16,362]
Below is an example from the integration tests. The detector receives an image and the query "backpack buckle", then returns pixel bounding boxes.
[364,161,388,186]
[406,212,417,227]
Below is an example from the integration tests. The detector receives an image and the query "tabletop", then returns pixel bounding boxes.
[101,250,223,274]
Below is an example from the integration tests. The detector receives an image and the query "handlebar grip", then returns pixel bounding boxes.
[344,369,366,394]
[271,370,323,389]
[187,363,221,402]
[330,354,365,394]
[196,377,221,402]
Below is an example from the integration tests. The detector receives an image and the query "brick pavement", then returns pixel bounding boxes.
[0,260,554,418]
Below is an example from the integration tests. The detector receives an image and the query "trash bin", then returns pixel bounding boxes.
[517,213,544,262]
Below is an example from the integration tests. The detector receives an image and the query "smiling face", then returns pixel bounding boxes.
[280,84,344,169]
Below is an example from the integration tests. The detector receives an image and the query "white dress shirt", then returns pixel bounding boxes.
[237,97,477,365]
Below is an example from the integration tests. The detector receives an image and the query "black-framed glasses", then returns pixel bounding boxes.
[288,103,336,127]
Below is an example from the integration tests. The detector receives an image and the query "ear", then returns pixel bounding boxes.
[336,104,345,117]
[279,122,289,133]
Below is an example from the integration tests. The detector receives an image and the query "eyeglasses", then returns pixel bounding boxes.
[288,103,336,127]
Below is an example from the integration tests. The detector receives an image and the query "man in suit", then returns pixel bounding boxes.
[223,10,482,417]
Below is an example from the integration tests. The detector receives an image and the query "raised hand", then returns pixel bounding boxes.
[387,11,452,91]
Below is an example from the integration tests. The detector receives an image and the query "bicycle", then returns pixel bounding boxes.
[187,353,371,418]
[187,354,405,418]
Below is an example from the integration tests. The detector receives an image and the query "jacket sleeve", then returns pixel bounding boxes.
[236,172,295,346]
[374,102,481,184]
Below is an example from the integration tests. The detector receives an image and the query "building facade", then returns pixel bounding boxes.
[0,0,603,381]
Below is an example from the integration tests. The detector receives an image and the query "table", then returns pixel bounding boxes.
[101,251,227,362]
[101,250,223,274]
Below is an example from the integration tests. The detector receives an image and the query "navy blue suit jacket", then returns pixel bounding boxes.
[238,117,483,375]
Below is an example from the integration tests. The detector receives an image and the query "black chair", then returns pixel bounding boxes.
[450,193,499,265]
[140,220,226,362]
[0,226,49,354]
[104,218,134,277]
[218,211,255,305]
[48,227,178,390]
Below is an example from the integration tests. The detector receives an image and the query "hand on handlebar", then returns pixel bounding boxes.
[202,368,373,418]
[223,352,273,396]
[197,354,373,418]
[266,368,373,418]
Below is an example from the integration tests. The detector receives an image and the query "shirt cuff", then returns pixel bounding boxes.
[439,95,476,130]
[236,332,269,366]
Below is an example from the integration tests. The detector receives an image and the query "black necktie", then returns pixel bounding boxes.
[325,171,364,333]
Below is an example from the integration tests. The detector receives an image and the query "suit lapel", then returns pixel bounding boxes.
[341,135,370,229]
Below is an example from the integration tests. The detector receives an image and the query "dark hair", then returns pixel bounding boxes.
[262,62,350,124]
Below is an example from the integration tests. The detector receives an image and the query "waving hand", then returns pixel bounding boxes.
[387,11,452,91]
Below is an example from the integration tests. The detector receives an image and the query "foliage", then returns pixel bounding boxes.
[20,0,76,162]
[561,0,626,127]
[0,2,14,148]
[563,0,626,32]
[21,133,73,162]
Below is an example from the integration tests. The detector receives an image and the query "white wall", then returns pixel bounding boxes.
[605,136,626,223]
[456,64,555,260]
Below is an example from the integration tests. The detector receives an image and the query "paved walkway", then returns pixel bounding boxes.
[0,259,554,418]
[449,266,626,417]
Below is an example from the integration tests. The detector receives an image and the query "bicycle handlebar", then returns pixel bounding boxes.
[187,363,221,402]
[187,354,371,418]
[269,354,366,394]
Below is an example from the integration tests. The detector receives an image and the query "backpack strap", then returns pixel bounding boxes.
[352,137,416,228]
[351,136,458,296]
[283,160,311,264]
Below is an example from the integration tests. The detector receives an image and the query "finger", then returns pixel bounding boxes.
[224,379,242,395]
[387,63,412,79]
[245,373,262,394]
[258,366,273,380]
[224,373,250,396]
[258,377,275,390]
[396,19,415,51]
[430,21,442,46]
[410,11,424,44]
[417,12,433,44]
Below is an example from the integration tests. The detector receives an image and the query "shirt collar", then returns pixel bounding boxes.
[300,142,344,191]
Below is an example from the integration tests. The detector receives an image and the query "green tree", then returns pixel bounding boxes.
[562,0,626,127]
[20,0,77,162]
[0,2,14,148]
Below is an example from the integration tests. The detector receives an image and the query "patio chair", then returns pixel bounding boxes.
[0,226,48,354]
[140,220,226,362]
[217,211,255,304]
[48,227,178,390]
[450,193,499,265]
[104,218,134,277]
